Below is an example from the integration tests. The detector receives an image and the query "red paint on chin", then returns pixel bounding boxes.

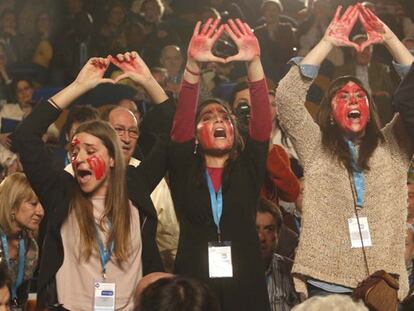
[332,83,370,133]
[87,156,106,180]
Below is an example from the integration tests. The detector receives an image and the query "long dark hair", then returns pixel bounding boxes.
[316,76,384,172]
[194,98,245,190]
[195,98,244,161]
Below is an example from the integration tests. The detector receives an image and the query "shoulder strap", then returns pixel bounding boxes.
[348,171,370,277]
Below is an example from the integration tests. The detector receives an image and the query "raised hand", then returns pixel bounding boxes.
[224,19,260,62]
[110,52,152,85]
[187,18,225,63]
[358,4,394,52]
[324,5,359,50]
[74,57,113,91]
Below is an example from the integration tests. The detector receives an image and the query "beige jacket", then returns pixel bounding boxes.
[276,66,412,300]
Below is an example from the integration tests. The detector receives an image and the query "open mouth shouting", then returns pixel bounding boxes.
[76,168,93,184]
[347,109,361,120]
[214,127,227,139]
[331,81,370,134]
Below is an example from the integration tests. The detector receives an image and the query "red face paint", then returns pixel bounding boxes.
[87,156,106,180]
[331,82,369,134]
[196,104,234,152]
[70,138,81,172]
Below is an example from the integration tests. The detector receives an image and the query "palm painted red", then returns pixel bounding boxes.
[358,4,392,52]
[109,52,152,85]
[187,18,225,63]
[325,5,359,50]
[224,19,260,62]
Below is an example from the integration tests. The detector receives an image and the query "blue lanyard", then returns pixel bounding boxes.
[346,140,365,208]
[95,224,114,279]
[205,170,223,241]
[0,232,25,300]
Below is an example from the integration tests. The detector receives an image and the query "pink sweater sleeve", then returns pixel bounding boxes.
[171,79,200,142]
[248,78,272,142]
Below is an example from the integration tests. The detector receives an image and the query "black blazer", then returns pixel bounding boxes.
[12,100,171,306]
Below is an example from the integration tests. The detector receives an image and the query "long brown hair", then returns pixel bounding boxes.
[316,76,384,172]
[70,120,131,262]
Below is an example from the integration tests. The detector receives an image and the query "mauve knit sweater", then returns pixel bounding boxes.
[276,65,412,300]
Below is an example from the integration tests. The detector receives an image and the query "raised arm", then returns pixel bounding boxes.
[110,51,169,104]
[171,18,225,142]
[301,5,359,66]
[224,19,271,141]
[13,58,113,211]
[358,4,414,65]
[50,57,113,109]
[276,5,359,165]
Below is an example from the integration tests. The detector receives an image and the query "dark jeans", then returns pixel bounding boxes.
[307,283,352,298]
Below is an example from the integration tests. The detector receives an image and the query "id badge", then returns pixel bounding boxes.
[348,217,372,248]
[94,281,116,311]
[208,241,233,278]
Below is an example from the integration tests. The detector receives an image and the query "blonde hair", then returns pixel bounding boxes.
[0,173,37,234]
[292,295,368,311]
[70,120,131,262]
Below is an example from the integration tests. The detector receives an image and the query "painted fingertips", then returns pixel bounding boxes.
[235,19,246,35]
[201,18,213,35]
[227,19,242,38]
[211,24,225,42]
[333,5,342,22]
[206,18,221,38]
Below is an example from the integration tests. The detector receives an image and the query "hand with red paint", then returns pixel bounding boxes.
[74,57,114,91]
[224,19,260,62]
[358,4,394,52]
[110,52,153,86]
[187,18,225,63]
[323,5,359,50]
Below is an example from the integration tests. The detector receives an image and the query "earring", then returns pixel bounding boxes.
[194,140,198,154]
[330,117,335,126]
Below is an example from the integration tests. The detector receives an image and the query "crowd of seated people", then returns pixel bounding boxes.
[0,0,414,310]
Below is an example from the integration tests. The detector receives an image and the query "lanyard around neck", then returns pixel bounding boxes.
[0,232,25,301]
[346,140,365,208]
[205,170,223,242]
[95,222,114,280]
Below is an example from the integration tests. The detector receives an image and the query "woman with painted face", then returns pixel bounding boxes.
[0,173,44,309]
[12,52,171,310]
[169,18,272,310]
[276,4,414,300]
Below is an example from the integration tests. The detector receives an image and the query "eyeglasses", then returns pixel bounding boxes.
[113,126,139,138]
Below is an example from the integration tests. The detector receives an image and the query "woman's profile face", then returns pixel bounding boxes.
[330,81,370,135]
[14,194,44,232]
[196,103,234,154]
[70,132,114,197]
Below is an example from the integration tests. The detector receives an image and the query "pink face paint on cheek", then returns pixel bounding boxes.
[87,156,106,180]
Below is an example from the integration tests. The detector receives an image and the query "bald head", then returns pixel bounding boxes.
[108,107,139,164]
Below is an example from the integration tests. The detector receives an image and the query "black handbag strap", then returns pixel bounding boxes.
[348,171,370,277]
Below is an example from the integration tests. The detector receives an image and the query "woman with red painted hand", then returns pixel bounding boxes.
[276,4,414,300]
[12,52,171,310]
[170,18,272,310]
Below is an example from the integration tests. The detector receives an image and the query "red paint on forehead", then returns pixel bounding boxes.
[71,138,80,148]
[87,156,106,180]
[336,82,365,94]
[332,82,369,134]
